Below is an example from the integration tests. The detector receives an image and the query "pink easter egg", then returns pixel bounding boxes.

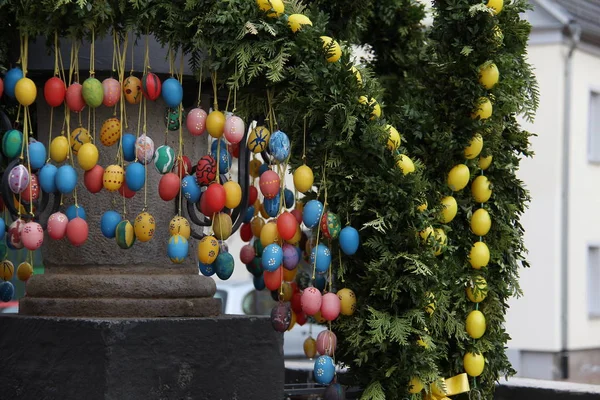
[21,174,40,203]
[301,287,322,316]
[224,115,245,144]
[316,330,337,356]
[240,244,256,264]
[9,165,30,194]
[135,134,155,164]
[186,107,207,136]
[102,78,121,107]
[47,212,68,240]
[259,170,280,199]
[320,292,341,321]
[8,218,25,249]
[21,221,44,250]
[65,83,85,112]
[66,217,88,246]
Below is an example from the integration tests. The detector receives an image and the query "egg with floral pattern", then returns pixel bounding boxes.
[314,356,335,385]
[168,235,189,263]
[133,212,155,242]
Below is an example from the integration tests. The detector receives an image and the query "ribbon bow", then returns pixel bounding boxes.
[425,373,470,400]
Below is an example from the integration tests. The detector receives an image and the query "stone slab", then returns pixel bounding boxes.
[0,315,284,400]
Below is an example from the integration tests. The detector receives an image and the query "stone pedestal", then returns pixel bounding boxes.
[0,315,284,400]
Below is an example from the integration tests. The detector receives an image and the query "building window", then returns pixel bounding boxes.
[589,91,600,162]
[588,245,600,318]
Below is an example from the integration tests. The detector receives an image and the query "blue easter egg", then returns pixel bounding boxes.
[282,244,300,270]
[211,141,231,174]
[199,261,216,276]
[0,218,5,240]
[215,252,235,280]
[253,274,266,291]
[314,274,327,291]
[161,78,183,108]
[258,163,270,176]
[55,165,77,194]
[101,210,122,238]
[0,281,14,302]
[5,68,23,98]
[28,141,47,170]
[66,205,86,221]
[125,162,146,192]
[302,200,323,228]
[264,192,280,218]
[122,133,137,162]
[182,175,201,202]
[211,138,227,153]
[314,355,335,385]
[244,206,255,223]
[268,130,290,162]
[339,226,360,255]
[284,188,294,209]
[310,243,332,274]
[168,235,189,263]
[261,243,283,272]
[39,164,58,193]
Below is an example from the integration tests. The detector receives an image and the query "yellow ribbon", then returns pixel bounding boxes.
[426,373,470,400]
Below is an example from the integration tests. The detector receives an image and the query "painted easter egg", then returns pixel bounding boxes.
[293,165,314,193]
[84,164,104,194]
[198,235,219,264]
[314,355,335,385]
[123,75,142,104]
[240,223,252,242]
[247,125,270,153]
[158,173,180,201]
[0,218,4,240]
[302,200,323,229]
[215,252,235,280]
[15,77,37,106]
[141,72,161,101]
[100,210,122,239]
[3,129,23,159]
[76,143,98,171]
[39,164,58,193]
[165,107,183,131]
[264,193,281,218]
[134,212,156,242]
[240,244,256,264]
[204,183,226,214]
[4,67,23,98]
[100,118,122,147]
[82,77,104,108]
[44,76,67,107]
[320,292,341,321]
[169,216,191,239]
[262,243,283,273]
[103,164,124,192]
[70,127,91,155]
[259,170,280,199]
[199,260,216,276]
[211,140,231,173]
[21,221,44,251]
[264,267,283,291]
[8,165,29,194]
[206,111,225,139]
[253,274,265,291]
[65,204,86,221]
[224,115,245,144]
[301,287,322,316]
[8,219,25,249]
[66,217,88,246]
[168,234,189,263]
[310,243,332,274]
[125,162,145,192]
[49,135,69,163]
[28,141,46,170]
[102,77,120,107]
[16,262,33,281]
[276,212,297,242]
[223,181,242,209]
[21,174,40,203]
[186,108,207,136]
[271,302,292,332]
[181,175,201,203]
[162,78,183,108]
[304,337,317,359]
[337,288,357,316]
[282,243,300,270]
[115,220,135,249]
[119,182,136,199]
[317,330,337,356]
[66,83,85,112]
[0,281,14,302]
[135,134,154,164]
[284,188,294,209]
[339,226,359,255]
[269,130,290,162]
[121,133,137,162]
[196,155,217,186]
[320,212,341,240]
[154,145,176,174]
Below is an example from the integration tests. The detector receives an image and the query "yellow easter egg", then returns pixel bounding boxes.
[447,164,470,191]
[359,96,381,120]
[470,208,491,236]
[433,229,447,256]
[479,63,499,89]
[281,281,293,302]
[465,134,483,159]
[469,242,490,269]
[419,226,433,242]
[417,201,428,212]
[320,36,342,62]
[260,221,280,247]
[304,337,317,359]
[471,97,492,120]
[396,155,415,175]
[100,118,122,147]
[70,127,91,155]
[123,75,142,104]
[464,352,485,377]
[251,217,265,237]
[386,125,401,151]
[213,212,233,240]
[288,14,312,32]
[479,154,493,170]
[50,136,70,163]
[440,196,457,223]
[472,175,492,203]
[486,0,503,15]
[206,111,226,138]
[466,310,486,339]
[103,164,125,192]
[15,77,37,106]
[249,159,262,178]
[283,266,297,282]
[257,0,284,17]
[198,235,219,264]
[313,310,326,324]
[259,202,269,219]
[425,291,435,316]
[77,143,99,171]
[169,216,191,239]
[17,261,33,281]
[287,310,297,331]
[248,126,271,153]
[293,165,314,193]
[466,275,488,303]
[408,377,424,394]
[1,260,14,281]
[133,212,156,242]
[337,288,357,316]
[350,66,362,86]
[223,181,242,209]
[285,224,301,245]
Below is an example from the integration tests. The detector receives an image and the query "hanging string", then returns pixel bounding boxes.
[177,48,185,216]
[302,115,307,163]
[311,153,328,281]
[196,65,203,107]
[116,31,129,217]
[211,71,219,111]
[89,29,96,142]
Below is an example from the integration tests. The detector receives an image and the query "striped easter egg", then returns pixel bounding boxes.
[154,145,175,174]
[115,220,136,249]
[142,72,161,101]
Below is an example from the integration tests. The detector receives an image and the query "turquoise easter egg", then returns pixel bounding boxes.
[28,141,47,170]
[154,145,175,174]
[0,218,4,240]
[181,175,201,202]
[314,355,335,385]
[310,243,332,274]
[39,163,58,193]
[339,226,359,255]
[122,133,136,162]
[262,243,283,272]
[161,78,183,108]
[101,210,122,238]
[55,165,77,194]
[253,274,266,291]
[3,129,23,159]
[168,234,189,263]
[268,130,290,162]
[302,200,323,228]
[66,205,86,221]
[4,68,23,98]
[215,252,235,280]
[125,162,146,192]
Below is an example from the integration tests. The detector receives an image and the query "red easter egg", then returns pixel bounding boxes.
[320,292,341,321]
[102,78,121,107]
[205,183,226,214]
[291,292,303,314]
[158,173,181,201]
[0,196,5,212]
[119,182,136,198]
[259,170,280,199]
[173,155,192,178]
[291,209,303,225]
[141,72,162,101]
[22,221,44,251]
[248,186,258,206]
[47,212,68,240]
[240,223,252,242]
[199,194,212,216]
[296,311,308,326]
[66,217,88,246]
[301,287,322,316]
[84,165,104,194]
[264,266,283,291]
[316,330,337,356]
[21,174,40,202]
[196,155,217,186]
[229,142,240,158]
[0,77,4,98]
[44,77,66,107]
[186,107,207,136]
[65,82,85,112]
[240,244,256,264]
[277,211,297,241]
